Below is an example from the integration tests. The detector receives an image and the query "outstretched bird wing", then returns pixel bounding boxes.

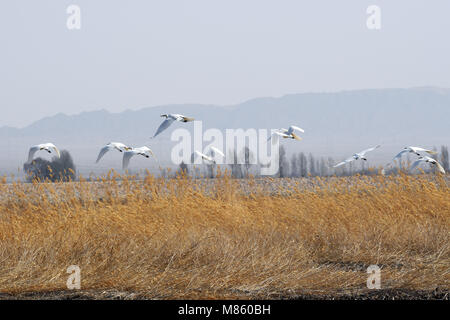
[96,146,111,163]
[412,147,437,155]
[359,145,381,157]
[333,157,355,168]
[195,150,214,163]
[50,145,61,158]
[288,125,305,134]
[27,146,40,163]
[122,151,136,170]
[393,149,408,161]
[210,147,225,158]
[332,161,346,168]
[434,161,446,174]
[152,118,175,138]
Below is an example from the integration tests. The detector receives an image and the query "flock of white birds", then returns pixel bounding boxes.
[26,113,446,174]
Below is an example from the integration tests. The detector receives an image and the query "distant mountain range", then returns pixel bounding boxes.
[1,87,449,175]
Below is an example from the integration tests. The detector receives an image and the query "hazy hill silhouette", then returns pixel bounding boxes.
[0,87,449,174]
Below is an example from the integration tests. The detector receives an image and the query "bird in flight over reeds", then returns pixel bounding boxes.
[268,125,304,143]
[393,146,437,162]
[151,114,195,139]
[27,143,61,164]
[96,142,132,163]
[194,147,225,164]
[410,156,445,174]
[122,146,156,170]
[333,145,381,168]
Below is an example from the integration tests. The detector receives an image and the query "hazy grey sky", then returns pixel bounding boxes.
[1,0,450,127]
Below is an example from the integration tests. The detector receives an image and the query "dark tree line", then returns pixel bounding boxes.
[178,145,449,179]
[23,150,76,182]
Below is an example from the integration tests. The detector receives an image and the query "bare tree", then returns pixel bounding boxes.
[441,145,449,172]
[177,161,189,177]
[299,153,308,177]
[230,149,243,178]
[319,157,327,176]
[278,145,289,178]
[290,153,298,177]
[308,153,316,176]
[242,146,254,178]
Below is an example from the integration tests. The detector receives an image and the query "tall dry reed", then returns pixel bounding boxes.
[0,171,448,298]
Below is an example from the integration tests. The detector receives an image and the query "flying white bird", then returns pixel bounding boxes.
[195,151,214,163]
[209,146,225,158]
[410,156,445,174]
[194,147,225,164]
[152,114,195,139]
[393,146,437,162]
[268,126,304,143]
[96,142,132,163]
[27,143,61,164]
[122,146,156,170]
[333,145,381,168]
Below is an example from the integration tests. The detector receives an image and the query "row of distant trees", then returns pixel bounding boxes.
[177,145,450,178]
[22,145,449,182]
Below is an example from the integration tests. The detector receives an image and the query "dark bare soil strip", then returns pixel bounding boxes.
[0,288,448,300]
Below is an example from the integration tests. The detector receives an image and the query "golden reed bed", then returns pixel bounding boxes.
[0,172,448,299]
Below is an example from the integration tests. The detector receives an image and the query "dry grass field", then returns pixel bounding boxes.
[0,171,448,299]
